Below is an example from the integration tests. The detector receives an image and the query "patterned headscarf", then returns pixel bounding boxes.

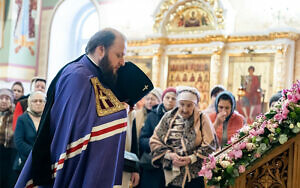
[176,86,200,104]
[0,88,14,104]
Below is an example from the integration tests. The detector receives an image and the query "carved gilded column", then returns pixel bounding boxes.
[210,50,222,90]
[152,48,163,87]
[273,46,287,93]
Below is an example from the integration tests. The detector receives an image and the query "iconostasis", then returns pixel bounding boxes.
[126,0,298,111]
[167,56,211,109]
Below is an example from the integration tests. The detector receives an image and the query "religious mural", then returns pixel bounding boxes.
[14,0,37,56]
[164,5,215,34]
[180,9,210,28]
[228,54,274,124]
[240,68,262,123]
[167,56,210,110]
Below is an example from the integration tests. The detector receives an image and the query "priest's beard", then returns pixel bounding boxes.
[98,53,118,88]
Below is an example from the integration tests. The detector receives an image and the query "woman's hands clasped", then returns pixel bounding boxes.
[169,152,191,167]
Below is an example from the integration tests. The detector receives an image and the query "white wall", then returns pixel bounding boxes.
[47,0,98,83]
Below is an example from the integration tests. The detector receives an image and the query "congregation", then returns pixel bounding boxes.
[0,76,281,188]
[1,0,299,187]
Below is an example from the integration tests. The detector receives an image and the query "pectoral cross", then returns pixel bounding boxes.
[142,85,148,91]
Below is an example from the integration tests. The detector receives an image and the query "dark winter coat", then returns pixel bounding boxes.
[138,104,167,188]
[139,104,166,155]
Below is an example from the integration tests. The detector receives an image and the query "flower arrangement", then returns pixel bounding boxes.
[199,81,300,186]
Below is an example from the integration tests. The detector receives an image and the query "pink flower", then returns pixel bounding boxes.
[208,156,216,169]
[274,113,284,122]
[199,168,213,179]
[254,153,261,158]
[228,151,234,159]
[239,142,246,150]
[257,127,264,135]
[249,129,258,136]
[282,109,289,119]
[295,93,300,102]
[204,170,213,179]
[282,89,288,95]
[238,165,245,173]
[229,149,243,160]
[233,150,243,159]
[277,101,290,120]
[288,94,298,103]
[233,144,240,150]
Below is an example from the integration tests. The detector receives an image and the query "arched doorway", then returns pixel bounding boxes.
[47,0,99,83]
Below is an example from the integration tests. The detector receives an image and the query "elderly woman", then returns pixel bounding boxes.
[139,87,177,188]
[0,88,16,188]
[14,91,46,175]
[150,86,217,188]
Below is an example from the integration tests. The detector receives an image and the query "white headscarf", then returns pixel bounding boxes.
[176,86,200,104]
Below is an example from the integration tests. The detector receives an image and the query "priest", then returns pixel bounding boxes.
[15,28,153,188]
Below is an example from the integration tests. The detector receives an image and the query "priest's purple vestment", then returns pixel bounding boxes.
[15,55,127,188]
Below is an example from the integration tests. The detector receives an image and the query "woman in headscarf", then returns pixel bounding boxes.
[150,86,217,188]
[14,91,46,176]
[11,81,24,104]
[209,91,245,147]
[139,87,177,188]
[133,87,163,140]
[12,77,46,131]
[0,88,16,187]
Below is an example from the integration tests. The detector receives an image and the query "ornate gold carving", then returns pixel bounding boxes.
[165,2,215,33]
[154,0,180,32]
[153,0,224,33]
[128,35,225,47]
[246,151,289,188]
[127,32,299,47]
[228,32,299,42]
[90,77,125,117]
[165,44,224,55]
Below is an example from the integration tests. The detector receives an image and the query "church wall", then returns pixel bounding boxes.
[0,10,12,63]
[0,0,40,91]
[294,39,300,82]
[1,0,300,93]
[42,0,58,8]
[37,8,53,79]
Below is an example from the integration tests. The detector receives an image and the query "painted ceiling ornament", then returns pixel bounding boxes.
[153,0,224,34]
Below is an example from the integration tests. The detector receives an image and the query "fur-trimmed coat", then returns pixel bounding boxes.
[0,110,14,148]
[150,107,217,187]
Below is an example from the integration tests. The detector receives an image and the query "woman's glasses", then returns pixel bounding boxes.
[31,99,46,104]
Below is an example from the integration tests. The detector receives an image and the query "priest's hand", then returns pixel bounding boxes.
[131,172,140,187]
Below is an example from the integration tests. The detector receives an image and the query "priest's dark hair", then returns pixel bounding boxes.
[85,28,126,54]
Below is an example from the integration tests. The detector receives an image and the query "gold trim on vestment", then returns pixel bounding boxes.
[90,77,125,117]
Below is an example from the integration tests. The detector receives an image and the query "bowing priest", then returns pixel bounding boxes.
[15,28,153,188]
